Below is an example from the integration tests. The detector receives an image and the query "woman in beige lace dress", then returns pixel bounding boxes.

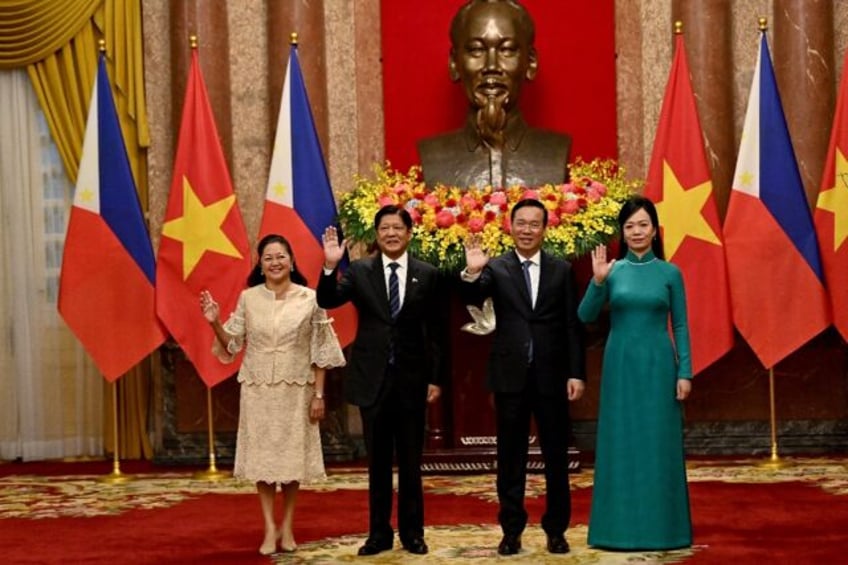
[200,234,345,556]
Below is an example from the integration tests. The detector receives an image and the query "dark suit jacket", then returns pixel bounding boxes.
[317,254,446,407]
[459,251,585,395]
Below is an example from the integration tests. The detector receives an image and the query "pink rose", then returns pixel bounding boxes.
[501,214,512,233]
[489,191,508,205]
[586,188,602,203]
[393,182,410,194]
[424,193,440,207]
[435,209,456,228]
[461,194,480,210]
[408,208,422,224]
[521,190,539,200]
[467,217,485,233]
[378,195,394,207]
[561,199,580,214]
[547,211,561,226]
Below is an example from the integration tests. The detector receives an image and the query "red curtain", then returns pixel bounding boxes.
[381,0,617,174]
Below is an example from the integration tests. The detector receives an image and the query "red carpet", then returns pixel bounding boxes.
[0,458,846,564]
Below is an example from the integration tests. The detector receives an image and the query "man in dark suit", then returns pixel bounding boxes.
[317,205,445,557]
[460,198,586,555]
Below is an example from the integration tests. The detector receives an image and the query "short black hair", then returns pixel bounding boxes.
[510,198,548,226]
[374,204,413,231]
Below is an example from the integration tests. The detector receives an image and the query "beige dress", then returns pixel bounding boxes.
[214,284,345,484]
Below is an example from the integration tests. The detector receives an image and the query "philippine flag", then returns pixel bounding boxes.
[723,32,830,369]
[260,42,357,347]
[58,54,166,381]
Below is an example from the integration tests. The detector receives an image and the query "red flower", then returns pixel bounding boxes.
[435,210,455,228]
[468,217,485,233]
[561,200,580,214]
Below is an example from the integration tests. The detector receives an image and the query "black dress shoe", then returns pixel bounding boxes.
[357,539,393,556]
[497,534,522,555]
[401,537,428,555]
[546,533,570,554]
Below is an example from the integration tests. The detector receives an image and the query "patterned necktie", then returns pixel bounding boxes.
[522,260,534,362]
[388,262,400,318]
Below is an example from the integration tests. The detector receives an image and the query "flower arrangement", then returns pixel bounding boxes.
[337,158,641,272]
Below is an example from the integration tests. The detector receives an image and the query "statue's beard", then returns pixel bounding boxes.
[474,93,509,150]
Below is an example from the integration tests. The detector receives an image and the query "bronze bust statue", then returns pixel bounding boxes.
[417,0,571,189]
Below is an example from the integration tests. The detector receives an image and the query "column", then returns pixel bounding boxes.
[773,0,835,203]
[672,0,734,216]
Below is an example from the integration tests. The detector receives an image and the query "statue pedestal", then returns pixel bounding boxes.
[423,292,581,473]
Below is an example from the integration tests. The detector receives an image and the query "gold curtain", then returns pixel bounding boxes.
[0,0,152,459]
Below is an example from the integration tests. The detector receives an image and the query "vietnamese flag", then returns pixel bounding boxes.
[644,30,733,375]
[260,41,356,347]
[58,53,166,381]
[156,47,251,387]
[814,49,848,342]
[723,31,829,369]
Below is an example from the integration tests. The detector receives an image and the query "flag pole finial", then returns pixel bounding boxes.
[674,21,683,35]
[98,39,106,53]
[190,34,198,49]
[758,17,768,32]
[290,32,298,45]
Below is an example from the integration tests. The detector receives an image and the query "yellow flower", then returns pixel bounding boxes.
[337,159,640,272]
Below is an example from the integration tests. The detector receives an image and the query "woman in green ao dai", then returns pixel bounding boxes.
[578,196,693,550]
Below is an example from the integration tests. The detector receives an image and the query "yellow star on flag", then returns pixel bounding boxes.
[162,176,244,280]
[655,160,721,259]
[272,181,286,198]
[817,147,848,251]
[79,188,94,203]
[738,170,755,188]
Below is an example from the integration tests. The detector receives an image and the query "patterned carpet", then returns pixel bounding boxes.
[1,457,847,563]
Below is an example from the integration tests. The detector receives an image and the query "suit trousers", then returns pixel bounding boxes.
[359,364,427,545]
[494,367,572,537]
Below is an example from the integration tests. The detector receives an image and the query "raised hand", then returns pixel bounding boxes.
[463,234,489,274]
[590,244,615,284]
[321,226,347,270]
[199,290,220,323]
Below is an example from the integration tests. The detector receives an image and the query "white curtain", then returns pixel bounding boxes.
[0,69,102,461]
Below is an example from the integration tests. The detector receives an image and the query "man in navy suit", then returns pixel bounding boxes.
[460,198,586,555]
[317,205,446,556]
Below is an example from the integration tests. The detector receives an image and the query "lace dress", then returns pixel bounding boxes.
[214,284,345,484]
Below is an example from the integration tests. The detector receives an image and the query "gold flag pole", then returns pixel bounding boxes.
[99,381,133,484]
[193,386,231,480]
[759,367,789,469]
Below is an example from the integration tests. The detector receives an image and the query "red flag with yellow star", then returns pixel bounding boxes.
[156,48,251,386]
[815,50,848,342]
[643,31,734,375]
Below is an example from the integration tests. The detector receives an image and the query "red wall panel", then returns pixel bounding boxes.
[381,0,617,174]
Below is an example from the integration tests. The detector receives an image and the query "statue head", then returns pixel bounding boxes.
[449,0,537,143]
